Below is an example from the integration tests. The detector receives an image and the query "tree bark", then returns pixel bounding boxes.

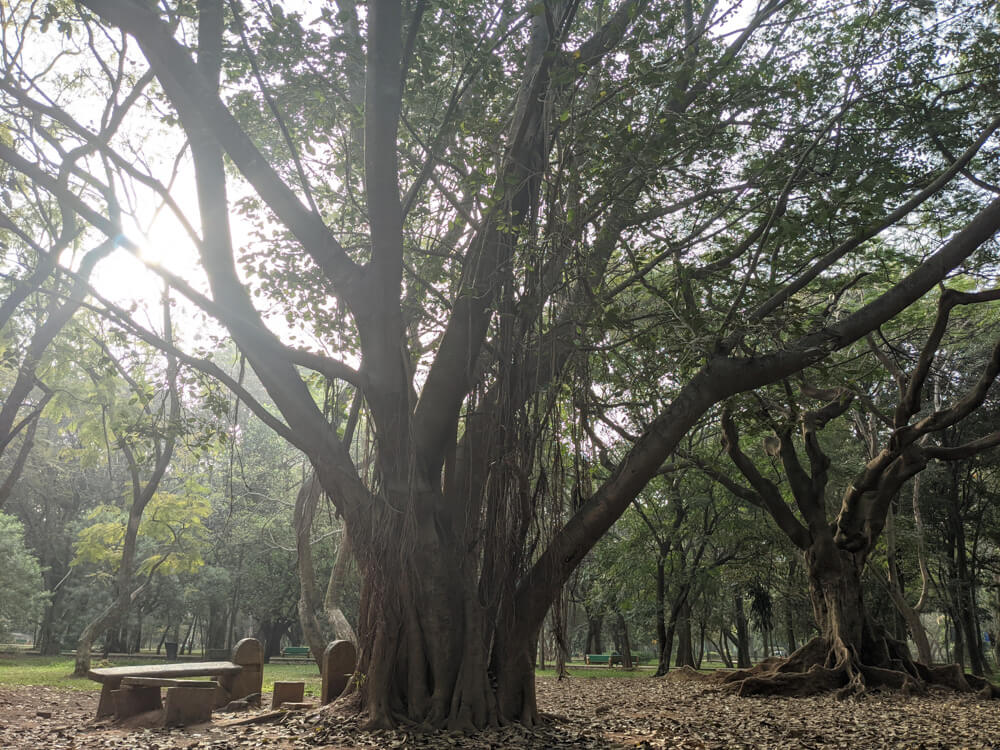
[675,598,695,668]
[883,489,934,665]
[734,595,751,668]
[615,611,634,670]
[553,590,570,679]
[654,556,669,675]
[585,614,603,655]
[324,530,358,644]
[257,619,291,662]
[294,473,329,668]
[945,467,987,675]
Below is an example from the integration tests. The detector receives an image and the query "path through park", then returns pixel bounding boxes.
[2,675,999,749]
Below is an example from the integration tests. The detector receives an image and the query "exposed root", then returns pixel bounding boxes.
[966,675,1000,699]
[662,665,715,683]
[714,636,996,699]
[735,664,847,697]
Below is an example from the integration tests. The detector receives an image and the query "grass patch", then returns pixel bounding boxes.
[0,654,323,696]
[535,666,651,679]
[535,660,730,679]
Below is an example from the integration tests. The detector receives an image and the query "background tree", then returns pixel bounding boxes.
[704,288,1000,695]
[0,511,46,639]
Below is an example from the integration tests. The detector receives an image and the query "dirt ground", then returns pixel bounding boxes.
[2,675,999,749]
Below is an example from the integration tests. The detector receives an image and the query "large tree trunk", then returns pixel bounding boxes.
[256,619,291,662]
[585,614,603,655]
[615,611,634,670]
[205,601,228,650]
[350,501,515,730]
[36,575,69,656]
[717,536,988,697]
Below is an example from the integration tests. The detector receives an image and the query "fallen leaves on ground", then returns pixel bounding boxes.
[2,675,999,748]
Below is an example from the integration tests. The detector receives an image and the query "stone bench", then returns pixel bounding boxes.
[88,638,263,720]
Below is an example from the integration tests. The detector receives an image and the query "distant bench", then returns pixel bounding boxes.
[281,646,311,658]
[88,638,263,722]
[584,653,623,665]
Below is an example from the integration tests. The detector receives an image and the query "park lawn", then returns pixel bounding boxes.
[0,656,675,690]
[0,654,324,697]
[1,655,724,696]
[535,666,650,679]
[535,660,728,680]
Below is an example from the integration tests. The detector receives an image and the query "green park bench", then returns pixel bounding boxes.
[584,653,624,665]
[281,646,311,657]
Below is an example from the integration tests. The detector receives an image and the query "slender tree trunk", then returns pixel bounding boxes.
[0,410,44,509]
[73,580,151,675]
[156,622,170,655]
[585,614,603,655]
[675,599,694,668]
[955,543,986,675]
[784,609,797,655]
[294,473,329,667]
[696,620,706,669]
[132,616,142,654]
[324,531,358,644]
[616,612,634,669]
[877,485,932,665]
[734,595,751,669]
[654,556,669,675]
[784,559,798,654]
[719,630,734,668]
[944,467,986,675]
[181,615,198,655]
[992,575,1000,668]
[953,608,966,671]
[227,569,241,650]
[553,590,570,679]
[37,581,68,656]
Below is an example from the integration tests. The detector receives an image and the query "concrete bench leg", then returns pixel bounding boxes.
[164,686,216,726]
[271,681,305,709]
[112,686,162,719]
[96,678,123,718]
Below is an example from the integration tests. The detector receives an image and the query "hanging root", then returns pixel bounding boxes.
[709,636,996,699]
